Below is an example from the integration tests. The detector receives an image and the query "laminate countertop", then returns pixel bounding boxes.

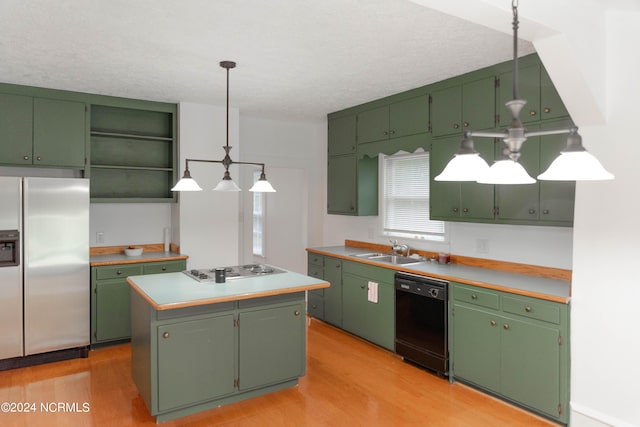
[307,246,571,304]
[90,251,188,267]
[127,268,330,311]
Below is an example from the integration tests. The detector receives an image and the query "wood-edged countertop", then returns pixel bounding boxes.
[308,244,571,304]
[90,243,188,266]
[127,269,330,311]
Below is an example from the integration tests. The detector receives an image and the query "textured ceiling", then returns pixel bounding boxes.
[0,0,534,121]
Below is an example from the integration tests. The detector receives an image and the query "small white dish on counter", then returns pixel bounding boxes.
[124,247,143,257]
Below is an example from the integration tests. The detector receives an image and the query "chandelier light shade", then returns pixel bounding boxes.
[171,61,276,193]
[435,0,614,184]
[435,135,490,181]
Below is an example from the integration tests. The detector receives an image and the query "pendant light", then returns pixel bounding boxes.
[171,61,276,193]
[436,0,613,184]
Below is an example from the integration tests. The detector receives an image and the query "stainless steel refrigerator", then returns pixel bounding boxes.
[0,177,89,360]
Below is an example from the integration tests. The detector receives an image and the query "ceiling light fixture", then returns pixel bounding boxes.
[435,0,613,184]
[171,61,276,193]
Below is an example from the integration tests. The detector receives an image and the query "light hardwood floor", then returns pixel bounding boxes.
[0,318,556,426]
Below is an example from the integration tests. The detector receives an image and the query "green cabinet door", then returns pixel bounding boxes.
[95,278,132,342]
[452,304,501,392]
[389,95,429,138]
[499,64,541,127]
[495,137,541,221]
[327,155,357,214]
[539,123,575,223]
[33,98,86,167]
[540,67,569,121]
[157,314,236,412]
[0,93,33,165]
[431,85,462,137]
[357,105,390,144]
[323,257,343,327]
[430,136,495,221]
[238,303,305,391]
[342,273,394,351]
[500,315,561,419]
[462,76,496,132]
[328,115,357,156]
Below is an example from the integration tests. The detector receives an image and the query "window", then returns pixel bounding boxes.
[252,170,266,257]
[382,152,445,241]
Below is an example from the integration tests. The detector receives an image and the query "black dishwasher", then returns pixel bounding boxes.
[395,272,449,376]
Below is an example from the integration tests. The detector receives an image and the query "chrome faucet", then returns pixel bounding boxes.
[390,239,410,257]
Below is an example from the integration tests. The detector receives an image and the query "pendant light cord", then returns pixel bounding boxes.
[226,64,230,150]
[512,0,519,101]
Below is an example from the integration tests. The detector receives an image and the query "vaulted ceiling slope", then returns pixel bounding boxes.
[0,0,535,120]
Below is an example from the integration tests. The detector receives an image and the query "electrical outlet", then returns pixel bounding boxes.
[96,232,105,244]
[476,238,489,254]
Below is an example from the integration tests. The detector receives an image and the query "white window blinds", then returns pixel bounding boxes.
[383,152,445,241]
[252,170,266,257]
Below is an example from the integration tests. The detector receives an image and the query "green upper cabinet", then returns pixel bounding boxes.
[327,154,377,216]
[431,76,496,138]
[357,95,429,144]
[328,115,357,156]
[0,93,33,165]
[0,93,86,168]
[496,120,575,225]
[89,103,177,202]
[498,63,567,126]
[430,136,495,221]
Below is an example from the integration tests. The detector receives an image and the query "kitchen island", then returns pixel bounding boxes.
[127,268,329,423]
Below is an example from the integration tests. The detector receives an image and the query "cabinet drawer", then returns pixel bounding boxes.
[342,260,395,284]
[454,285,499,310]
[307,253,324,267]
[502,295,560,324]
[308,293,324,318]
[96,264,143,280]
[307,262,323,281]
[143,260,185,275]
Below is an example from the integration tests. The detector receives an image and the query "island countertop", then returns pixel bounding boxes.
[127,269,330,311]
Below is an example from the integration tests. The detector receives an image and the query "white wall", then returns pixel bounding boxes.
[176,102,241,269]
[238,115,326,273]
[89,203,171,246]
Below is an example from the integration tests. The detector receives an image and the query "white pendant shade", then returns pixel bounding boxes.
[249,179,276,192]
[538,151,614,181]
[476,160,536,185]
[434,154,490,181]
[171,177,203,191]
[213,178,241,192]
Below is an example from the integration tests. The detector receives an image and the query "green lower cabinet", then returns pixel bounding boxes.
[131,291,306,422]
[341,263,395,351]
[91,259,186,345]
[451,283,569,423]
[157,314,236,412]
[323,257,343,326]
[238,302,306,390]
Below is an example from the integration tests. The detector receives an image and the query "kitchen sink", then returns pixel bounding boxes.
[350,252,423,265]
[367,254,422,265]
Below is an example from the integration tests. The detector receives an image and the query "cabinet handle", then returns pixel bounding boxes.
[294,310,300,316]
[528,209,536,215]
[162,266,167,271]
[116,270,122,275]
[544,107,551,113]
[452,123,459,129]
[462,208,469,213]
[162,332,170,339]
[471,294,478,300]
[503,324,510,330]
[23,155,30,160]
[311,305,317,309]
[36,156,42,161]
[452,207,459,213]
[525,306,532,312]
[463,122,469,128]
[529,110,537,117]
[360,285,366,290]
[490,320,496,326]
[390,129,396,135]
[542,209,550,215]
[384,130,389,136]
